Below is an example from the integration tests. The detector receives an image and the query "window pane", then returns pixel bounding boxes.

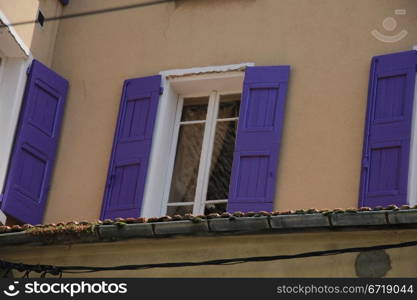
[181,97,209,121]
[206,120,237,200]
[218,94,240,119]
[205,202,227,215]
[167,205,193,216]
[168,123,205,203]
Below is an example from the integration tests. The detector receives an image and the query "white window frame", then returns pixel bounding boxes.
[141,63,254,217]
[163,90,241,216]
[406,46,417,207]
[0,26,7,84]
[0,10,32,223]
[0,51,5,82]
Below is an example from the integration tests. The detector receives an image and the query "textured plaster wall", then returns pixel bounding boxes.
[45,0,417,223]
[0,0,62,65]
[1,229,417,277]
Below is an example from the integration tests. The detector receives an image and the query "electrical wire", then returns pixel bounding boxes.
[0,0,175,29]
[1,239,417,277]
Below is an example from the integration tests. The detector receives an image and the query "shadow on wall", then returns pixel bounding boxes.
[29,0,62,66]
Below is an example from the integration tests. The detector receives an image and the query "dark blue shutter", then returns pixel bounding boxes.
[101,75,161,219]
[227,66,290,212]
[1,60,69,224]
[359,50,417,207]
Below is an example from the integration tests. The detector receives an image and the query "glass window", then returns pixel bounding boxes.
[166,93,240,216]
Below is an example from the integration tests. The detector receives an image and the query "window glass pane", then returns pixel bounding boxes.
[205,202,227,215]
[206,120,238,200]
[218,94,240,119]
[181,97,209,121]
[168,123,205,203]
[167,205,193,216]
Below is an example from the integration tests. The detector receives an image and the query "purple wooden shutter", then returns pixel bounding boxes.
[227,66,290,212]
[1,60,69,224]
[359,50,417,208]
[101,75,161,219]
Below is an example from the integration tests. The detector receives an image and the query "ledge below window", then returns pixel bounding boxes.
[0,206,417,247]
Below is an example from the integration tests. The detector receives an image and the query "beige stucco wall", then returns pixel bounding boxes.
[1,229,417,277]
[44,0,417,223]
[0,0,62,65]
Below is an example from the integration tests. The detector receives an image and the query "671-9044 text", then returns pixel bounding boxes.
[276,284,414,295]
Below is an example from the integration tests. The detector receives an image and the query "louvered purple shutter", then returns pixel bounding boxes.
[227,66,290,212]
[101,75,161,219]
[1,60,68,224]
[359,50,417,208]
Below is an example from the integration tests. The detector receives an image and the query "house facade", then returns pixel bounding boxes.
[1,0,417,278]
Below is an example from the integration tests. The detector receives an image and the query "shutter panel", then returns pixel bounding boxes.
[227,66,290,212]
[359,50,417,208]
[1,60,69,224]
[101,75,161,219]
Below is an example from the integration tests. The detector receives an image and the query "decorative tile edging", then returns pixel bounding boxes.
[153,220,209,236]
[330,211,388,227]
[387,210,417,224]
[270,214,329,229]
[208,217,269,233]
[98,223,154,240]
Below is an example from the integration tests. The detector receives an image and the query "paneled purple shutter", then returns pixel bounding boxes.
[1,60,69,224]
[227,66,290,212]
[359,50,417,208]
[101,75,161,219]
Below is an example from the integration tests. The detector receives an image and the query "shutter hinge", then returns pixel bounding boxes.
[160,87,164,95]
[362,157,369,169]
[107,172,116,187]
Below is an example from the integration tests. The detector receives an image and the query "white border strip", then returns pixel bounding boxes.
[407,46,417,207]
[0,209,6,225]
